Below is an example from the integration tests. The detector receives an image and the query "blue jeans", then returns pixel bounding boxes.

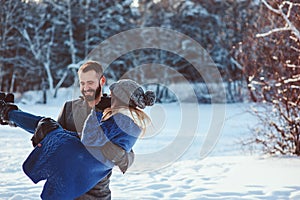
[8,110,44,134]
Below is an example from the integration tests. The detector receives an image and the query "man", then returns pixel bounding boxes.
[57,61,134,200]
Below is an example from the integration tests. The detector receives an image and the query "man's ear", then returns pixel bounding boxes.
[100,76,106,86]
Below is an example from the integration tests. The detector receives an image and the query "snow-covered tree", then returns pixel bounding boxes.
[121,0,257,103]
[0,0,26,92]
[19,3,56,91]
[1,0,258,104]
[236,0,300,155]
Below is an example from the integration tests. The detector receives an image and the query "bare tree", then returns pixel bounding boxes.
[17,24,56,92]
[0,0,24,92]
[257,0,300,41]
[237,0,300,155]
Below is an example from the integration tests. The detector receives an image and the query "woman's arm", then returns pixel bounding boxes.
[81,110,135,173]
[100,141,134,173]
[81,110,108,147]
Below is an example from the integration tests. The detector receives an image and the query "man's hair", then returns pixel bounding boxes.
[78,61,104,77]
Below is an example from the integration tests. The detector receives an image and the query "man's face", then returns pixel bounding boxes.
[79,70,101,102]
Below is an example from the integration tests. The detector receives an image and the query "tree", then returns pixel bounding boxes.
[0,0,260,104]
[129,0,258,102]
[236,0,300,155]
[18,2,57,92]
[0,0,25,92]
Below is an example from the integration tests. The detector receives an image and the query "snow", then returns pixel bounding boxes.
[1,90,300,199]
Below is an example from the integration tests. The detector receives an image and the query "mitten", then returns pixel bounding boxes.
[0,98,18,125]
[31,118,60,147]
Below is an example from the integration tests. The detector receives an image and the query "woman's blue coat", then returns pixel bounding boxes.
[22,111,140,200]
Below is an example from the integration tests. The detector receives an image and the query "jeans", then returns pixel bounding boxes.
[8,110,43,134]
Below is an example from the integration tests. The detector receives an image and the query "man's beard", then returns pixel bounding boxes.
[82,85,101,102]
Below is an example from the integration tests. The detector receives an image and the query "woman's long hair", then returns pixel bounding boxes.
[101,107,151,137]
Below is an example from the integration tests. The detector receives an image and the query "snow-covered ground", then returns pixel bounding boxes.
[0,98,300,200]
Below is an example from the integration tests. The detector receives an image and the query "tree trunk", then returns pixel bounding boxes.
[10,72,15,93]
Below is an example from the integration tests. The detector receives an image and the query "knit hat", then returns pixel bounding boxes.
[109,79,156,109]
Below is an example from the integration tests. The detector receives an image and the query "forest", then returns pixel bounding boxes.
[0,0,299,104]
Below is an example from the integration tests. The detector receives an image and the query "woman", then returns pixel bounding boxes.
[0,79,155,200]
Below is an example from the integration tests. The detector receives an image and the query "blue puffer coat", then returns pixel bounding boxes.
[23,110,141,200]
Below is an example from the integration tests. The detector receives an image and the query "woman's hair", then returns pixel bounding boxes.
[102,107,151,137]
[102,79,155,136]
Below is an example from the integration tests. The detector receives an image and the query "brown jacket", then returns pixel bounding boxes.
[57,98,91,134]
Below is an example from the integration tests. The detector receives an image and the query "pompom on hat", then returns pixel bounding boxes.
[109,79,156,109]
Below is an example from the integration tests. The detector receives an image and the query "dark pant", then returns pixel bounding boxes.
[75,171,112,200]
[8,110,43,134]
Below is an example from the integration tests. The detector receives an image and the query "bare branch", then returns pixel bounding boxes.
[16,28,40,60]
[261,0,281,14]
[256,27,290,38]
[278,6,300,41]
[230,57,244,70]
[291,46,300,53]
[258,0,300,41]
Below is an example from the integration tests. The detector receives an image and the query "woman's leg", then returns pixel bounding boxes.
[8,110,43,134]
